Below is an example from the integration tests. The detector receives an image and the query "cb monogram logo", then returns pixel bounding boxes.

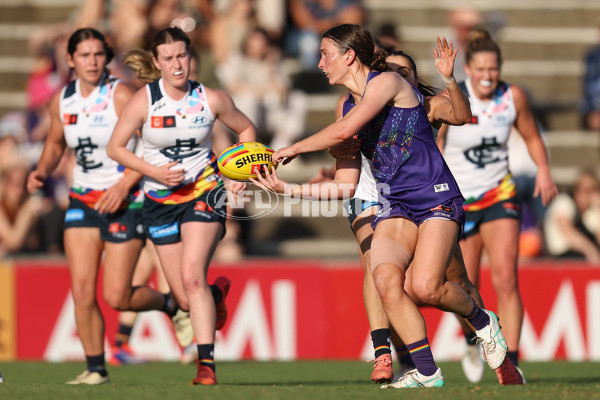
[463,137,503,169]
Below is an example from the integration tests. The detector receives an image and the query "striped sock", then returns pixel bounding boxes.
[197,344,216,372]
[371,329,392,358]
[86,353,108,377]
[406,338,437,376]
[115,324,134,348]
[395,344,416,369]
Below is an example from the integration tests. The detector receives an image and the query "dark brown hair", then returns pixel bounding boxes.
[322,24,388,72]
[67,27,114,64]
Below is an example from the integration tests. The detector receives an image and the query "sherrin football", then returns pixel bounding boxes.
[217,141,277,181]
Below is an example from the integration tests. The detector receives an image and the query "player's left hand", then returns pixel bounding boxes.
[533,167,558,206]
[250,165,292,195]
[433,36,458,79]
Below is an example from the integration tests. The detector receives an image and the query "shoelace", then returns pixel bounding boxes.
[367,355,392,368]
[395,369,420,387]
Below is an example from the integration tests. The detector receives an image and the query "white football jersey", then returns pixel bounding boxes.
[141,79,217,194]
[60,74,137,191]
[443,79,517,201]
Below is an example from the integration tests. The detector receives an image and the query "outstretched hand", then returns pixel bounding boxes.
[433,36,458,79]
[272,145,298,165]
[249,165,294,195]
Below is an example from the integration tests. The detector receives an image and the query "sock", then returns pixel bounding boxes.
[210,284,223,304]
[466,301,491,331]
[406,338,437,377]
[465,331,478,346]
[507,351,519,367]
[370,329,391,359]
[115,324,134,348]
[395,344,416,369]
[86,354,108,376]
[163,293,177,317]
[197,344,216,372]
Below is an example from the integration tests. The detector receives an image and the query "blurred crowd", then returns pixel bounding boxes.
[0,1,598,262]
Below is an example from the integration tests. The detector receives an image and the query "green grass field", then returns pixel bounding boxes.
[1,360,599,400]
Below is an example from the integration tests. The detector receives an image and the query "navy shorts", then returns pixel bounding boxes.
[462,197,520,239]
[343,197,379,225]
[143,190,227,245]
[63,198,145,243]
[372,196,465,237]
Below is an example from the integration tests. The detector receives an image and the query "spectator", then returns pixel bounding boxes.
[285,0,365,69]
[544,170,600,263]
[581,18,600,132]
[220,27,307,148]
[26,23,72,149]
[446,7,484,83]
[375,22,402,53]
[211,0,258,68]
[0,159,43,257]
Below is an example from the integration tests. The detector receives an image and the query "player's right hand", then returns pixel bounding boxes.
[26,170,46,194]
[154,160,185,187]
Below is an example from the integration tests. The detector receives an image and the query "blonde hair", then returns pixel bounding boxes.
[121,49,161,83]
[465,29,502,66]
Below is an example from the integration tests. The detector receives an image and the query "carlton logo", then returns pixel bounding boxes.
[235,153,272,169]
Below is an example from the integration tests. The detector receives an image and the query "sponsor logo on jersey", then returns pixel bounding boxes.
[63,114,78,125]
[151,115,177,128]
[434,183,450,193]
[149,222,179,238]
[89,114,109,128]
[470,115,479,125]
[65,209,85,222]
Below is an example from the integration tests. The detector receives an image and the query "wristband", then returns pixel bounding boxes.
[441,75,457,90]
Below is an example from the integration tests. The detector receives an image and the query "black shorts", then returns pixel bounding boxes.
[63,198,145,243]
[462,197,521,239]
[343,197,379,225]
[143,190,227,245]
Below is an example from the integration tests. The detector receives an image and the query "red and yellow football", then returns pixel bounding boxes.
[217,141,277,181]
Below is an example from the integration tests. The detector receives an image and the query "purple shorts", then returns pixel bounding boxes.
[372,196,465,237]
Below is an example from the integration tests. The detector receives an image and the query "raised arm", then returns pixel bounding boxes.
[428,36,471,128]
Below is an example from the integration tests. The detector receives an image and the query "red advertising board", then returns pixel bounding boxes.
[8,258,600,361]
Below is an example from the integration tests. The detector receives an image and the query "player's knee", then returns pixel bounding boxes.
[372,265,404,303]
[411,278,443,306]
[103,288,129,311]
[71,282,97,307]
[491,269,518,294]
